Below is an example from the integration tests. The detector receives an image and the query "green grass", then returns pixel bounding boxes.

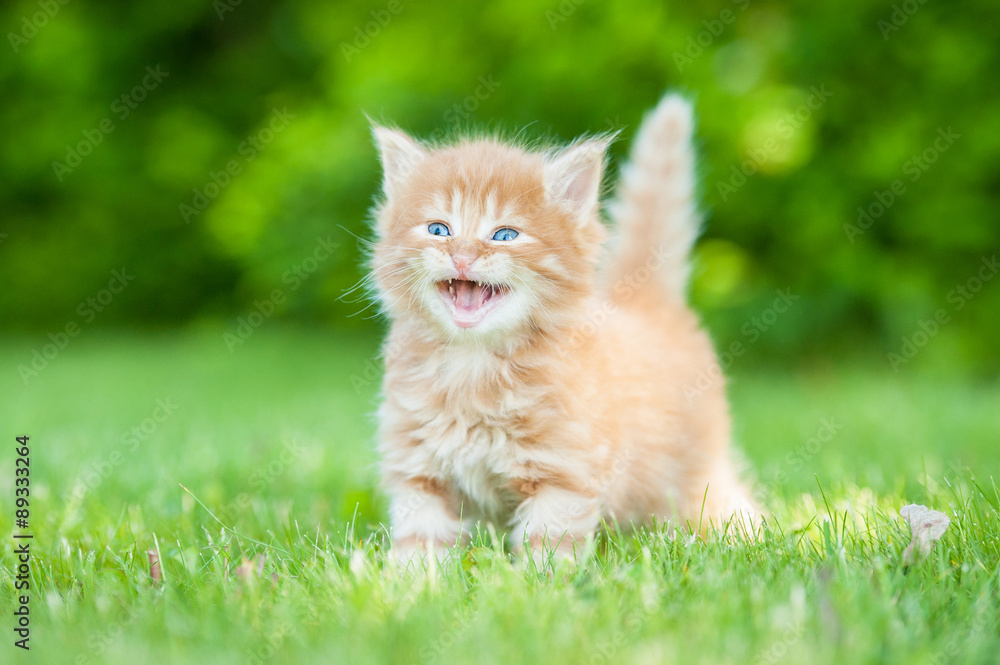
[1,327,998,664]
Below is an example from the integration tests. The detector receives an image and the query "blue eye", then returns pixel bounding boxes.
[427,222,451,237]
[492,227,519,242]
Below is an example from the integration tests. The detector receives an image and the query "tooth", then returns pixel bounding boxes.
[448,279,453,284]
[449,284,455,296]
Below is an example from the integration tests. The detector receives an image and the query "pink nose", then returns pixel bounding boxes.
[452,253,477,272]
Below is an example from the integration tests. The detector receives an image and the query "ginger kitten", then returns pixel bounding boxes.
[368,93,755,561]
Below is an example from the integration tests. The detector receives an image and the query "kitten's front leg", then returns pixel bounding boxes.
[509,484,601,565]
[387,478,464,566]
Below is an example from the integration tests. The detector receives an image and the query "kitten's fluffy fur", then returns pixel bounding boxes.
[369,93,755,560]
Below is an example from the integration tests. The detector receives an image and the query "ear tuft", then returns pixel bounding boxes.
[371,124,427,199]
[543,138,611,219]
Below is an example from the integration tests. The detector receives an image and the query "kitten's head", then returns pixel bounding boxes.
[369,126,610,344]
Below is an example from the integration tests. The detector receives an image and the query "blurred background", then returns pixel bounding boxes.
[1,11,999,654]
[2,0,998,370]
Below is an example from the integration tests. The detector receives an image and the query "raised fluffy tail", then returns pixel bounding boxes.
[606,93,700,302]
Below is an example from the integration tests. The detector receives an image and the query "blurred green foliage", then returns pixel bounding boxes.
[2,0,998,370]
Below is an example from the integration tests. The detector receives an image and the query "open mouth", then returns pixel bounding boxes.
[436,279,510,328]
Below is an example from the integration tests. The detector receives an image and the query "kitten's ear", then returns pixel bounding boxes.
[371,124,427,199]
[543,138,611,218]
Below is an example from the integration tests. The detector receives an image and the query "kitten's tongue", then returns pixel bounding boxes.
[440,279,504,328]
[453,280,483,311]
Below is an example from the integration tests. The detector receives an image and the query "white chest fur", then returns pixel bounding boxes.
[390,346,538,520]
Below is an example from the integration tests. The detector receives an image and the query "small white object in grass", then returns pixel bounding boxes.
[900,504,951,567]
[349,548,368,577]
